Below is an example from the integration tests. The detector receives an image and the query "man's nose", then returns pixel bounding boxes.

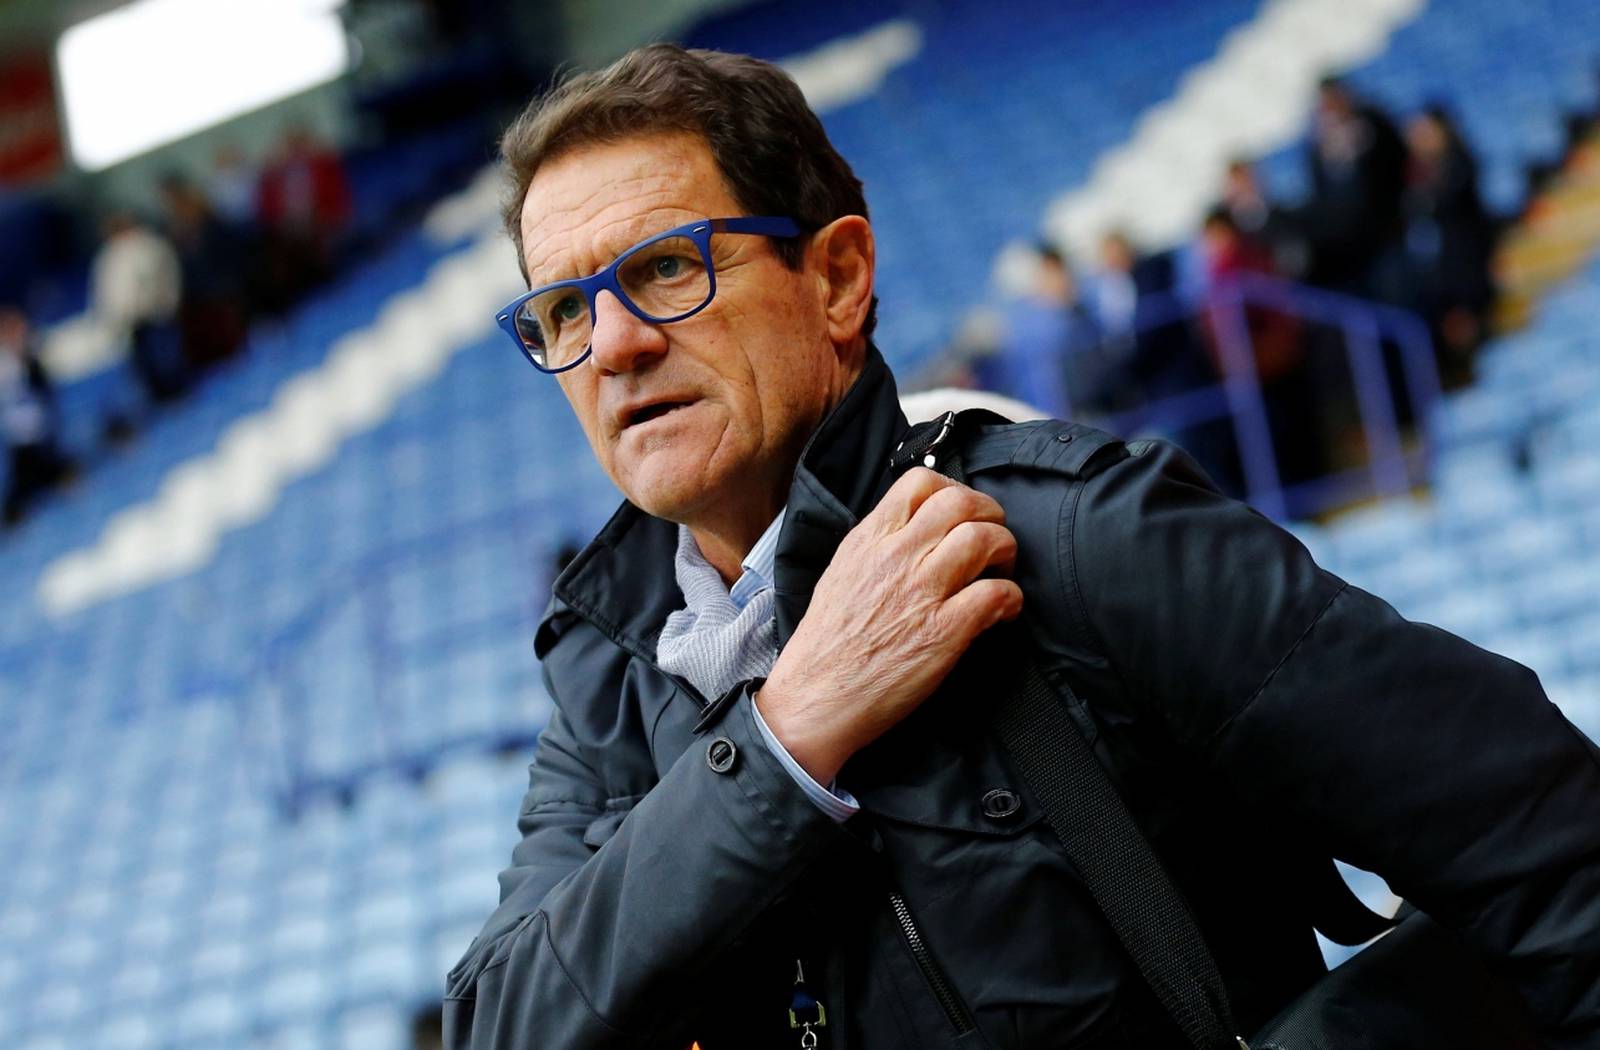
[588,290,667,376]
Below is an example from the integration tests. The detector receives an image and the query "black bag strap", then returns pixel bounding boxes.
[995,660,1247,1050]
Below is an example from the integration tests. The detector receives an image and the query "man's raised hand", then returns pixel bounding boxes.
[756,468,1023,785]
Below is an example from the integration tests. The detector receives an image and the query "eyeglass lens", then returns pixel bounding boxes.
[514,235,712,370]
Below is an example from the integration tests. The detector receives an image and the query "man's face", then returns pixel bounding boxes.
[1406,116,1446,160]
[1317,86,1351,122]
[1099,236,1133,274]
[519,132,859,529]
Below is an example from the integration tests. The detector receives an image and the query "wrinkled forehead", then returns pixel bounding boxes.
[517,132,742,287]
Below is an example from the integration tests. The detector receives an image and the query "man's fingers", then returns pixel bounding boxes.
[902,481,1005,547]
[939,577,1024,641]
[872,467,959,532]
[922,520,1017,590]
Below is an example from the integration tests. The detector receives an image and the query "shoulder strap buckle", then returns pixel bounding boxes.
[889,410,958,474]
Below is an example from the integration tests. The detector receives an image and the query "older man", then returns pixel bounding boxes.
[444,45,1600,1049]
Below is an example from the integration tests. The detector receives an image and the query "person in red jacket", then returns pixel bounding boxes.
[255,126,353,312]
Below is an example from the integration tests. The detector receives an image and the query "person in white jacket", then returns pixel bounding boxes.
[91,211,187,403]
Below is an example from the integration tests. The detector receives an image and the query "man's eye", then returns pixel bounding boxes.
[653,256,684,279]
[554,294,584,321]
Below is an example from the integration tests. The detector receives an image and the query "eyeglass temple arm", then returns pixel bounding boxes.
[711,216,802,238]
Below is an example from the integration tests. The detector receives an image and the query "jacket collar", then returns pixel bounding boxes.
[541,346,908,665]
[771,347,907,647]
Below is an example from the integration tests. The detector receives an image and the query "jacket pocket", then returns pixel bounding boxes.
[848,718,1044,840]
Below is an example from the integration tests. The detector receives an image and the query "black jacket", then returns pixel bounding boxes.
[444,349,1600,1048]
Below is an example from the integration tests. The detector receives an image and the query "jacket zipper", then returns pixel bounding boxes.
[888,891,976,1035]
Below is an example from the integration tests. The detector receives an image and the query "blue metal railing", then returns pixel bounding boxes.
[972,272,1443,522]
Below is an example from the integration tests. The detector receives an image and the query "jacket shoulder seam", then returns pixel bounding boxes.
[1203,576,1350,750]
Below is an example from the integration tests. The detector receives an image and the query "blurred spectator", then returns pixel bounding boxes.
[91,210,189,404]
[1198,208,1323,484]
[1220,158,1307,278]
[1088,230,1197,401]
[0,306,74,525]
[1086,230,1142,352]
[1401,104,1494,385]
[1198,207,1292,369]
[257,126,354,312]
[986,245,1107,418]
[160,174,249,369]
[1301,76,1408,293]
[206,144,259,230]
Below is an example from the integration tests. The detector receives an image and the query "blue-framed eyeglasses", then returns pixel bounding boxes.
[496,215,802,373]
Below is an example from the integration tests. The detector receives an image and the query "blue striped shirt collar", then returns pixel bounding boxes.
[728,510,784,610]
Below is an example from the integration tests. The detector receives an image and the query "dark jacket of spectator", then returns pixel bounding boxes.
[161,176,250,368]
[1402,107,1495,323]
[1,308,72,523]
[1302,79,1409,292]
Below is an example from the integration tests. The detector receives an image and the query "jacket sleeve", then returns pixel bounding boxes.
[442,676,849,1049]
[1067,439,1600,1048]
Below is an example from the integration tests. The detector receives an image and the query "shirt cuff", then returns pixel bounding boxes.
[751,694,860,822]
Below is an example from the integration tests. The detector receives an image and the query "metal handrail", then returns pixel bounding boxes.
[957,271,1442,522]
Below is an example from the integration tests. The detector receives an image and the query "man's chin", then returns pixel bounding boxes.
[613,457,711,522]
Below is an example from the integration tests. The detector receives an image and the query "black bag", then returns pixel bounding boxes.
[1251,904,1540,1049]
[895,410,1543,1050]
[996,657,1540,1050]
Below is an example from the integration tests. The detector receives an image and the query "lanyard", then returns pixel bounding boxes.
[790,957,826,1049]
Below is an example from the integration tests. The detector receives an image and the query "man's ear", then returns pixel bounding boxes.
[811,215,875,355]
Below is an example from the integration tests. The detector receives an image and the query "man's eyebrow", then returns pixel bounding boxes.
[523,238,586,288]
[527,218,686,288]
[524,254,577,289]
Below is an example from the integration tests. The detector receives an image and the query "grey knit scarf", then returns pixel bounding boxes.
[656,525,778,702]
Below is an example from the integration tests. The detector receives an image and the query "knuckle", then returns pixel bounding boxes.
[982,522,1012,550]
[948,486,984,517]
[948,519,984,547]
[932,484,984,521]
[922,478,964,509]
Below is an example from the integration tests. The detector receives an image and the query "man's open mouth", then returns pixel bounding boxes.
[625,400,695,428]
